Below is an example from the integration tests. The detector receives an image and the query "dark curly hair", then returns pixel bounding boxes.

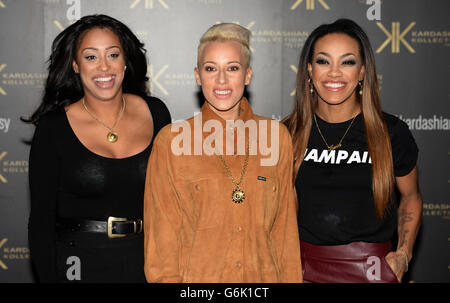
[24,14,149,125]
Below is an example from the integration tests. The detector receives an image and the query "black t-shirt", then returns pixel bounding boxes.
[28,96,171,282]
[295,112,418,245]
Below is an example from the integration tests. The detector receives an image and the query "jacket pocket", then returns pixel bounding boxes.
[187,177,232,230]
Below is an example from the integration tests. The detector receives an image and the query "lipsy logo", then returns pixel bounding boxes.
[0,118,10,133]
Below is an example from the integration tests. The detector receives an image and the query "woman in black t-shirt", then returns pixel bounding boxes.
[284,19,422,283]
[24,15,171,282]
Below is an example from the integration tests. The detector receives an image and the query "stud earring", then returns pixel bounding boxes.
[358,81,363,95]
[124,65,127,71]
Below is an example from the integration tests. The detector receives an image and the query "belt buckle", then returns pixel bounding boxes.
[134,219,143,234]
[107,216,127,239]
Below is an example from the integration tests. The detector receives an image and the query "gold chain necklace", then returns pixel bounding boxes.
[313,113,358,151]
[217,142,250,204]
[82,96,126,143]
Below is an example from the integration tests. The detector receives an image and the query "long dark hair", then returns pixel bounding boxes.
[23,14,149,125]
[284,18,394,219]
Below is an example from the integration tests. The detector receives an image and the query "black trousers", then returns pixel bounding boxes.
[56,230,145,283]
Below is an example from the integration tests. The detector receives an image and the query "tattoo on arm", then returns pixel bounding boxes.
[398,208,414,249]
[398,209,414,226]
[399,230,409,248]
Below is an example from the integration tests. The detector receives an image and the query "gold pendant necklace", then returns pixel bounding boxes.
[82,96,126,143]
[217,142,250,204]
[313,113,358,151]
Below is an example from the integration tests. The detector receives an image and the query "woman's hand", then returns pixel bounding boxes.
[385,250,408,282]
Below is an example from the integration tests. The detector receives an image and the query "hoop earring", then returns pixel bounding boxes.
[358,81,363,95]
[308,78,314,94]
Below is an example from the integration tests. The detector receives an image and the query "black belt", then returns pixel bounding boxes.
[57,217,143,239]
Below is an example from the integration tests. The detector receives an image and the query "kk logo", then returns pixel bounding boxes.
[148,64,169,96]
[289,65,298,96]
[376,22,416,53]
[0,151,7,183]
[0,64,6,95]
[0,239,7,270]
[130,0,169,9]
[54,20,77,31]
[290,0,330,10]
[53,20,66,31]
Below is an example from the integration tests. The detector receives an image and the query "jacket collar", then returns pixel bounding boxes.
[200,97,253,126]
[197,97,254,154]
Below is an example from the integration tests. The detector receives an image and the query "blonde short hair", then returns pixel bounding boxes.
[197,23,251,66]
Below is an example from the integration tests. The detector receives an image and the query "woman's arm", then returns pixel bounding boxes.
[270,124,303,283]
[143,126,184,283]
[385,166,422,281]
[28,118,60,282]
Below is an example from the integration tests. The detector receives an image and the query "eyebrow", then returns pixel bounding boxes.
[81,46,121,52]
[317,52,356,58]
[202,60,242,65]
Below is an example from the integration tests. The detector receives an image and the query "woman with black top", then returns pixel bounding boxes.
[284,19,422,283]
[25,14,171,282]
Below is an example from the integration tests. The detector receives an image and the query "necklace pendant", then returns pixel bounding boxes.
[328,143,341,151]
[107,131,118,143]
[232,188,245,204]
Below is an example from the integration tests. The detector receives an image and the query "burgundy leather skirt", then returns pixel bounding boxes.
[300,240,399,283]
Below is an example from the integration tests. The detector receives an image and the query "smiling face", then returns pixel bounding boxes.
[308,33,365,106]
[194,40,252,120]
[72,27,126,102]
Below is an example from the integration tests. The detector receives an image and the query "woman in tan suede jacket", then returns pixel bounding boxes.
[143,23,302,283]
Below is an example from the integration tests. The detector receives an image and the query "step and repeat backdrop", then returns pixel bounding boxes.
[0,0,449,282]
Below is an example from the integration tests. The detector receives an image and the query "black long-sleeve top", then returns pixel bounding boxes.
[28,96,171,282]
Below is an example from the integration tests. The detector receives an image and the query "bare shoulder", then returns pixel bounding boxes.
[124,93,151,119]
[64,99,90,123]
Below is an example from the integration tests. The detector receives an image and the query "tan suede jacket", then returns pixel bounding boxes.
[144,98,302,283]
